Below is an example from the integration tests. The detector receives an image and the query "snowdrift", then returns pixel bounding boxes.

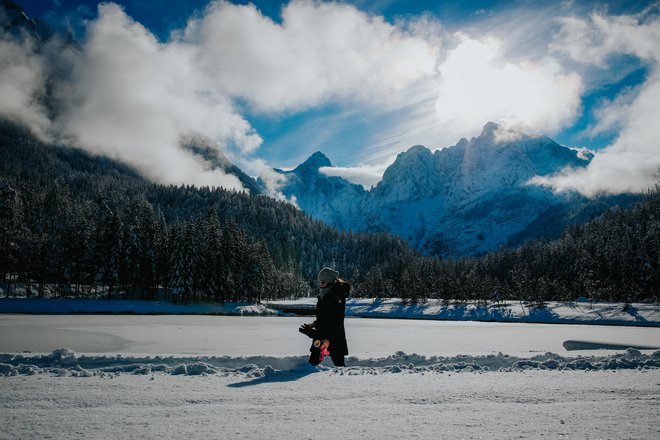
[1,348,658,378]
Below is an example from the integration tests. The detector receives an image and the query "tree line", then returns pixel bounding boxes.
[0,180,274,302]
[0,177,418,303]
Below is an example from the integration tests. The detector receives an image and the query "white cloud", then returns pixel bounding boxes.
[56,3,262,189]
[257,165,292,202]
[351,9,588,162]
[560,0,575,10]
[532,68,660,196]
[492,126,533,144]
[230,155,297,203]
[551,9,660,67]
[434,35,583,136]
[583,86,639,137]
[534,9,660,196]
[320,159,394,189]
[182,0,438,113]
[0,35,51,140]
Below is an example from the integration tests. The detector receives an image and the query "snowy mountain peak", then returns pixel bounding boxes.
[473,122,532,147]
[295,151,332,172]
[406,144,433,155]
[385,145,434,173]
[455,138,469,149]
[374,144,441,202]
[274,151,366,230]
[480,121,501,138]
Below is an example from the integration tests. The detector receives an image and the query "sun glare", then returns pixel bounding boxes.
[435,36,582,133]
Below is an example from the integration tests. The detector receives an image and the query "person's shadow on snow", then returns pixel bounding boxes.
[227,363,318,388]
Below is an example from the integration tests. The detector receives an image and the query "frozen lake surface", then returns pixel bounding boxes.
[1,314,659,357]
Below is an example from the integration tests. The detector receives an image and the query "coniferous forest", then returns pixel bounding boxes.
[1,119,658,305]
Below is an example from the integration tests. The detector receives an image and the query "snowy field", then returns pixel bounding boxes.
[2,369,659,439]
[1,315,660,439]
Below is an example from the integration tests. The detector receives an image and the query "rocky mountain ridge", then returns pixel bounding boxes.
[270,123,638,257]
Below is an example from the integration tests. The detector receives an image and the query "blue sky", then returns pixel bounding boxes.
[8,0,660,194]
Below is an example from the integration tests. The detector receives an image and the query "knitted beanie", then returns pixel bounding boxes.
[317,267,339,283]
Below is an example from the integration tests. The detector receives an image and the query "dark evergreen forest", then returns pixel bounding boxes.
[1,120,658,304]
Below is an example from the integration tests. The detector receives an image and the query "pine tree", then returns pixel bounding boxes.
[92,204,122,299]
[203,206,224,303]
[169,223,194,305]
[154,209,170,301]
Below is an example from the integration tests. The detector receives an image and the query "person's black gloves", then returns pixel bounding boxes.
[298,323,316,338]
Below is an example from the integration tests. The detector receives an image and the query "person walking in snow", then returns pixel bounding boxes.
[299,267,350,367]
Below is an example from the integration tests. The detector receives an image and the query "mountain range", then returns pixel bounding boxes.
[1,0,640,258]
[265,123,638,257]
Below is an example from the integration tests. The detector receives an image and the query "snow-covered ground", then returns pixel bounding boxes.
[2,314,660,439]
[2,368,658,440]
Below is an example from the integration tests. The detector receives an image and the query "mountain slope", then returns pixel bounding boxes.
[265,152,367,230]
[184,143,261,194]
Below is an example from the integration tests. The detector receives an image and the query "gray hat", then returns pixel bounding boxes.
[318,267,339,283]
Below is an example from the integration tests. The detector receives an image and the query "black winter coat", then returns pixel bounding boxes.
[314,280,349,356]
